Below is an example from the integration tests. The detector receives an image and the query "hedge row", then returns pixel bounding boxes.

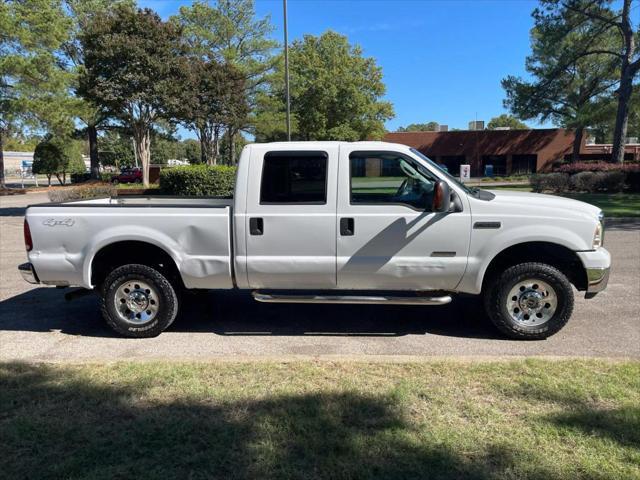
[47,183,117,203]
[555,161,640,175]
[531,171,640,193]
[159,165,236,196]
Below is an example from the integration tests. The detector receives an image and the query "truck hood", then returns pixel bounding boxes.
[486,189,602,220]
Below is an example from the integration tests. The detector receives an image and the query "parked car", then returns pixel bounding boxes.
[111,167,142,184]
[20,141,610,339]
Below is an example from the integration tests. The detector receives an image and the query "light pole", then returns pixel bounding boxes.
[283,0,291,141]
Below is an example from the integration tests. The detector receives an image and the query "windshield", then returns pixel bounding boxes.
[410,148,475,195]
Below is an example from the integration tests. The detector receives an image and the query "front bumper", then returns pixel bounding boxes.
[576,248,611,298]
[18,262,40,284]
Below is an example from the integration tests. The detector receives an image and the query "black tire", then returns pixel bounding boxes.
[100,264,179,338]
[484,262,574,340]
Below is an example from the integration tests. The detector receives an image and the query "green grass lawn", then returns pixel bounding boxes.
[1,360,638,479]
[488,185,640,217]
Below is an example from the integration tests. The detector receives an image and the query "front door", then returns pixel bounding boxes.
[337,149,471,291]
[245,147,338,289]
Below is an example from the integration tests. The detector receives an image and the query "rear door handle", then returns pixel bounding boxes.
[340,217,354,236]
[250,217,263,235]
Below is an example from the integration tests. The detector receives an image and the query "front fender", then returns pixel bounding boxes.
[457,223,592,294]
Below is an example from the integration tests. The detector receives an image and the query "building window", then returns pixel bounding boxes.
[512,155,537,175]
[260,151,328,204]
[350,152,435,210]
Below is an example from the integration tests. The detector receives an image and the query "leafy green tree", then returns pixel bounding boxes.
[502,13,619,161]
[175,0,276,164]
[33,135,84,185]
[171,58,248,165]
[98,131,135,169]
[174,139,202,164]
[526,0,639,163]
[61,0,134,180]
[79,5,184,186]
[396,122,440,132]
[0,0,72,187]
[255,31,394,142]
[487,115,529,130]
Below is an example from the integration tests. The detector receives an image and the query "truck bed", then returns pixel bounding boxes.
[26,196,234,290]
[42,195,234,208]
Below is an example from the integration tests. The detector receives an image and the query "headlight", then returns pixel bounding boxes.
[592,213,605,249]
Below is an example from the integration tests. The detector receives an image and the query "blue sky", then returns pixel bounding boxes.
[139,0,544,137]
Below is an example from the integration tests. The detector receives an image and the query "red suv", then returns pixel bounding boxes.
[111,168,142,184]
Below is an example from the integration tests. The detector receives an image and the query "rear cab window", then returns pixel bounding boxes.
[260,151,328,204]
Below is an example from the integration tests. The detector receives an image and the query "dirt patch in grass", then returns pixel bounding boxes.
[1,360,638,479]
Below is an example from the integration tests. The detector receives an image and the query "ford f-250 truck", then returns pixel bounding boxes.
[19,141,611,339]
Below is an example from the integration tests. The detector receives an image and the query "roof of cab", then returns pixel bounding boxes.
[247,140,412,152]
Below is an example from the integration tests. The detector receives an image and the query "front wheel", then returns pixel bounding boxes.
[100,264,179,338]
[484,262,574,340]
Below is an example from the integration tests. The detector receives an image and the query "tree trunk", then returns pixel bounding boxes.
[88,124,100,180]
[133,125,151,187]
[212,125,221,166]
[611,68,634,164]
[0,129,5,188]
[610,0,636,164]
[199,126,215,165]
[571,126,584,162]
[229,129,236,165]
[200,138,207,164]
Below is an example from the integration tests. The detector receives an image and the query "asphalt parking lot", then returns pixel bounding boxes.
[1,191,639,362]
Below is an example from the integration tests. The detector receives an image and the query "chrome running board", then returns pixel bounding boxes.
[252,292,452,306]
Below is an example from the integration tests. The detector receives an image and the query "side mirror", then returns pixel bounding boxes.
[432,180,451,213]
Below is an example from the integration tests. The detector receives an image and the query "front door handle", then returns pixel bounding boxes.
[340,217,354,236]
[250,217,263,235]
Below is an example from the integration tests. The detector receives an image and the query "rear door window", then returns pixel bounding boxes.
[260,151,328,204]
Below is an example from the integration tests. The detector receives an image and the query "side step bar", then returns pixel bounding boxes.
[252,292,452,306]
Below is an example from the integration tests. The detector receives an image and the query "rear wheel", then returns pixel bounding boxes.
[484,262,574,340]
[100,264,179,338]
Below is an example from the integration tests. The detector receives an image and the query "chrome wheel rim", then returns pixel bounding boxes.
[506,278,557,326]
[114,280,160,325]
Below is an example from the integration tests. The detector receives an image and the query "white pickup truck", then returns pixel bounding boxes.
[20,141,610,339]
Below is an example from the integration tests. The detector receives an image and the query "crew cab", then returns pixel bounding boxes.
[19,141,611,339]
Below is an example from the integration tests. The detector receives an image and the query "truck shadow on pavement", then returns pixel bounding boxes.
[0,288,502,339]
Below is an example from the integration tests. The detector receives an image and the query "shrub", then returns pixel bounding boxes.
[529,174,544,193]
[571,171,598,192]
[556,161,640,174]
[627,170,640,192]
[47,183,117,203]
[530,173,570,193]
[71,172,92,184]
[159,165,236,196]
[594,171,626,193]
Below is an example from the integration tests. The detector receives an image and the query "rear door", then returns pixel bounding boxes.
[245,145,338,289]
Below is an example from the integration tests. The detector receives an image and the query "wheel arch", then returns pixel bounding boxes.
[90,240,184,289]
[481,241,588,292]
